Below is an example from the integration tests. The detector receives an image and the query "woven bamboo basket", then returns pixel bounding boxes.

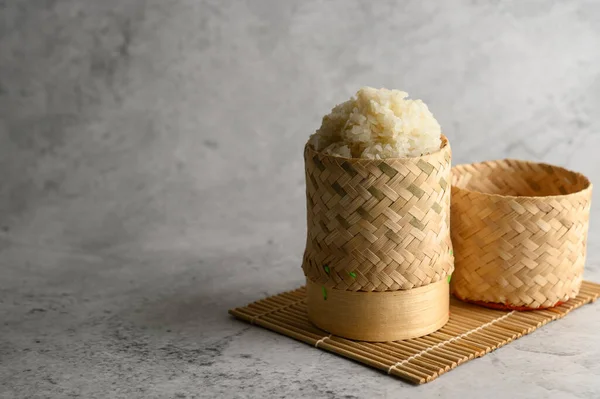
[302,136,453,341]
[451,160,592,310]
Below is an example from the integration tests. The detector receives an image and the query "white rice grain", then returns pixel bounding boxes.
[310,87,442,159]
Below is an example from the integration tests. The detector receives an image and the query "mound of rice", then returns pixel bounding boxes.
[309,87,442,159]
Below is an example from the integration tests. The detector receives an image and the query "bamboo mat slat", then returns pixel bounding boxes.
[229,281,600,385]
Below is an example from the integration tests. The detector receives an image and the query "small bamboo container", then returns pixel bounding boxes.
[302,136,454,341]
[450,160,592,309]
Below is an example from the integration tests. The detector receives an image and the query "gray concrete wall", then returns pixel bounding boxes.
[2,1,600,398]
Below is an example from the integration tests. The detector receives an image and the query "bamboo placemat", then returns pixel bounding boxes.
[229,281,600,385]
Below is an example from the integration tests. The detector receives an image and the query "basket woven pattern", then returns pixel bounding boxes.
[451,160,592,308]
[302,137,453,292]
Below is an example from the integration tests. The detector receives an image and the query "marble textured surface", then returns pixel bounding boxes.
[1,1,600,398]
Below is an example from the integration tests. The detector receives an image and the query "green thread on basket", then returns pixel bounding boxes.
[349,271,356,279]
[322,286,327,300]
[323,265,330,274]
[447,274,452,284]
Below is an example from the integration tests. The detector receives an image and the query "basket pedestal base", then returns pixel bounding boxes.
[306,278,449,342]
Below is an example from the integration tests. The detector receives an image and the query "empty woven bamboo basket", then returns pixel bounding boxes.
[451,160,592,309]
[302,136,454,341]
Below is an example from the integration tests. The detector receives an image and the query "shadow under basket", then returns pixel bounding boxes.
[450,159,592,310]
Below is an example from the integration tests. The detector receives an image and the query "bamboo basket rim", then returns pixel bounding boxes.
[305,134,449,163]
[452,159,592,200]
